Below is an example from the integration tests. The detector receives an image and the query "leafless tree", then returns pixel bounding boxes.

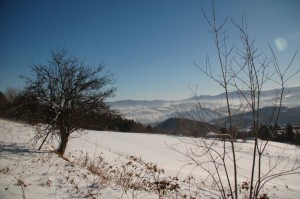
[22,48,116,156]
[172,1,300,199]
[5,87,20,103]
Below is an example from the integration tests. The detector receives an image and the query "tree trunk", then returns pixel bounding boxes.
[56,129,69,157]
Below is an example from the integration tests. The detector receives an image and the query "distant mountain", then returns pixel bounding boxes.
[154,106,300,138]
[213,106,300,128]
[110,100,168,107]
[188,87,300,103]
[109,87,300,124]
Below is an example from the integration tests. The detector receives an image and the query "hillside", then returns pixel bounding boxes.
[156,117,221,137]
[1,119,300,198]
[212,106,300,128]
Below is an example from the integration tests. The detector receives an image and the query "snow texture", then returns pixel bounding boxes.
[1,119,299,198]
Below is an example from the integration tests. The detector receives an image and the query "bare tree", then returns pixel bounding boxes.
[22,48,116,156]
[5,87,20,103]
[172,1,300,199]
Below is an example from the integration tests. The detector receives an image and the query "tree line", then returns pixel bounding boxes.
[0,88,168,133]
[256,124,300,145]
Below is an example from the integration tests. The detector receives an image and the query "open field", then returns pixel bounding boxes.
[1,119,299,198]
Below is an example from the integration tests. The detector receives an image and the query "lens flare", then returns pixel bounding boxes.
[274,38,287,52]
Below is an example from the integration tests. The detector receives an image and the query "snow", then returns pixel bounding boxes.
[1,119,300,198]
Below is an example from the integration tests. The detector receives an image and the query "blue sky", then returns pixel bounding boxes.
[0,0,299,101]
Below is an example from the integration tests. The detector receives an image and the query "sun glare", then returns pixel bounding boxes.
[274,37,287,52]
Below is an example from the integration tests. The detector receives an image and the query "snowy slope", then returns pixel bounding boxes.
[1,119,300,198]
[109,87,300,124]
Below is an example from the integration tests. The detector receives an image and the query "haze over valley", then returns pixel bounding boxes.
[110,87,300,125]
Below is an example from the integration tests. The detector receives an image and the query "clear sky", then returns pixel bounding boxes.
[0,0,299,101]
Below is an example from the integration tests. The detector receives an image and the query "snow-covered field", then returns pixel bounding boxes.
[1,119,300,198]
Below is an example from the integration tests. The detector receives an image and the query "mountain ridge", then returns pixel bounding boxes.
[109,87,300,124]
[110,86,300,103]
